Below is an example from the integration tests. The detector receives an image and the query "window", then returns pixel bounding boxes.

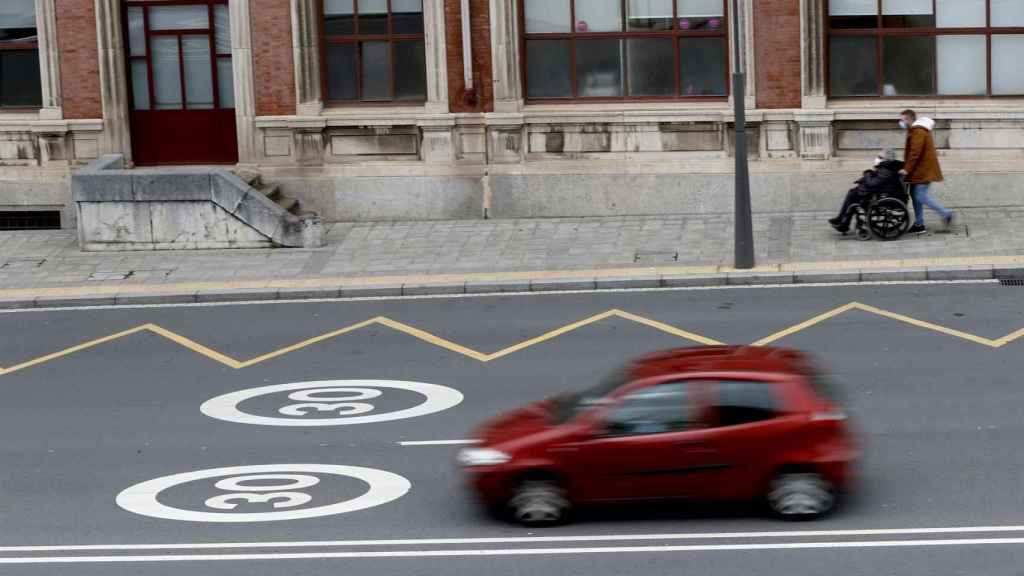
[322,0,427,103]
[605,382,697,436]
[0,0,42,108]
[522,0,729,101]
[125,2,235,111]
[713,381,777,427]
[827,0,1024,97]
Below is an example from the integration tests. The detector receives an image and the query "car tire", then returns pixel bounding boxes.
[508,480,570,527]
[767,472,836,520]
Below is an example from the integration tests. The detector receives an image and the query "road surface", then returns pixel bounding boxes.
[1,281,1023,575]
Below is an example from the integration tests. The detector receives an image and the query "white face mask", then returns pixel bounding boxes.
[899,120,909,130]
[874,157,883,167]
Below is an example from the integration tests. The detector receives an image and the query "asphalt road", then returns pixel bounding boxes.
[2,281,1024,575]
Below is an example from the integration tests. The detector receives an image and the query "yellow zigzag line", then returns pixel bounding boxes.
[0,303,1021,377]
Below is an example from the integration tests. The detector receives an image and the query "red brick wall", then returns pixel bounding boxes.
[445,0,493,113]
[753,0,801,109]
[56,0,102,119]
[250,0,296,116]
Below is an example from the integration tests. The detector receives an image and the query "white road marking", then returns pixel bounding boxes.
[399,439,479,446]
[7,537,1024,564]
[115,465,410,523]
[9,525,1024,553]
[200,380,464,427]
[0,280,997,314]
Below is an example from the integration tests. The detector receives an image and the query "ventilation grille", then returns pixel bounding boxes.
[0,211,61,231]
[999,279,1024,287]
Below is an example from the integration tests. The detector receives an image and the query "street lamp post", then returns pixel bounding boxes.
[732,0,755,269]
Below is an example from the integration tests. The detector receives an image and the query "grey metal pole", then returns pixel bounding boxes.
[732,0,755,269]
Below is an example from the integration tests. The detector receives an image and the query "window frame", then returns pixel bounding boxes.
[824,0,1024,99]
[518,0,732,103]
[0,0,42,110]
[122,0,233,112]
[319,0,428,107]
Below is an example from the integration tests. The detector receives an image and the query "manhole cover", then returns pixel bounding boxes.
[634,251,679,264]
[0,259,46,269]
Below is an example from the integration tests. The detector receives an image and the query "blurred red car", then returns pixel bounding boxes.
[459,346,857,526]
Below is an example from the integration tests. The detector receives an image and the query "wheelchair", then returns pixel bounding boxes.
[844,188,912,241]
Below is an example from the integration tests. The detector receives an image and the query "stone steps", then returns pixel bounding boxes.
[233,169,309,218]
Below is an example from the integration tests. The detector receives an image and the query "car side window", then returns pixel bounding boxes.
[714,381,777,427]
[604,382,694,437]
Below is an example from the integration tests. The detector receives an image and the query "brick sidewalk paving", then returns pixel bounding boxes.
[0,208,1019,306]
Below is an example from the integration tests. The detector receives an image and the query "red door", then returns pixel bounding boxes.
[125,1,237,165]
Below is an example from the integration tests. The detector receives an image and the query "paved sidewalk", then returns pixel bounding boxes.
[0,208,1020,307]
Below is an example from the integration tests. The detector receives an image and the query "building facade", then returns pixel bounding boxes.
[1,0,1023,228]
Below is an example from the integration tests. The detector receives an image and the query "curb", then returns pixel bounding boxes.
[2,264,1022,311]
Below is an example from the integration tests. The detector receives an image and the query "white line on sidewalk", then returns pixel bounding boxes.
[6,537,1024,564]
[8,524,1024,554]
[398,439,479,446]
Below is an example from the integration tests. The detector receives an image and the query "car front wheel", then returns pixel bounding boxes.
[509,480,570,526]
[767,472,836,519]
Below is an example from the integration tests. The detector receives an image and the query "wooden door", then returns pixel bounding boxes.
[125,0,238,165]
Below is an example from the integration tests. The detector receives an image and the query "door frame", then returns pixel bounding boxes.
[95,0,256,165]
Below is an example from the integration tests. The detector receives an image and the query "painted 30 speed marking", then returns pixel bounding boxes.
[115,464,411,523]
[200,379,464,427]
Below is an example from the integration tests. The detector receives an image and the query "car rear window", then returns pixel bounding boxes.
[714,381,777,427]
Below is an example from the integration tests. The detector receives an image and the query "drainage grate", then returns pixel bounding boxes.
[999,279,1024,287]
[0,211,61,231]
[635,251,679,264]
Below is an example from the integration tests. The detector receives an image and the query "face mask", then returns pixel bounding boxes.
[874,158,883,167]
[899,120,909,130]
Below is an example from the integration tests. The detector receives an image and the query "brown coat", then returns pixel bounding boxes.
[903,125,944,184]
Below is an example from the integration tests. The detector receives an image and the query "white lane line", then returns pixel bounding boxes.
[398,439,479,446]
[9,525,1024,553]
[7,537,1024,564]
[0,279,997,314]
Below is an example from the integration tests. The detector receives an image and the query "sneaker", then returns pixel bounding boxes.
[943,213,955,230]
[828,218,848,233]
[908,224,927,235]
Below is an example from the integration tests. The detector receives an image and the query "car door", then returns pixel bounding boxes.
[571,379,717,502]
[698,378,806,501]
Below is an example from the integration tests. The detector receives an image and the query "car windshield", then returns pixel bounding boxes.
[551,368,629,424]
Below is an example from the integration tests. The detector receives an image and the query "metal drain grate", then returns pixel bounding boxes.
[999,279,1024,287]
[0,211,61,231]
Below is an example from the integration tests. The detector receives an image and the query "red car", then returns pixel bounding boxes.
[459,346,857,526]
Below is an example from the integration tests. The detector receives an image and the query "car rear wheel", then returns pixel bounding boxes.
[767,472,835,519]
[509,480,569,526]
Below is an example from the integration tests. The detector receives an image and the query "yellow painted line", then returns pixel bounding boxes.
[1,303,1023,377]
[850,303,1002,348]
[0,325,151,376]
[752,303,860,347]
[142,324,246,369]
[611,310,725,346]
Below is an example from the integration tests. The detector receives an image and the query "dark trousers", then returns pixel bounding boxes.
[836,190,861,225]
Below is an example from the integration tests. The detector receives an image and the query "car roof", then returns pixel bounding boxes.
[628,346,812,380]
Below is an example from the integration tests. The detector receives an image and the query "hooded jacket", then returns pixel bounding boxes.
[903,117,944,184]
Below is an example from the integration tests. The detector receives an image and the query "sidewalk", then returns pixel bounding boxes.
[1,208,1021,308]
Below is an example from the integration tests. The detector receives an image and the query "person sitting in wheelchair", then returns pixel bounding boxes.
[829,149,905,234]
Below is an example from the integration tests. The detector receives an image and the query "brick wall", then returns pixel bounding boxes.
[445,0,493,113]
[250,0,296,116]
[753,0,801,109]
[56,0,102,119]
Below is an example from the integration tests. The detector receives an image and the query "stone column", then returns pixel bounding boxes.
[231,0,258,165]
[292,0,322,116]
[424,0,449,112]
[35,0,62,120]
[801,0,827,109]
[727,0,757,110]
[489,0,522,113]
[94,0,132,159]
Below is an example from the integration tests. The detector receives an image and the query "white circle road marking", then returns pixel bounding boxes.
[115,464,411,523]
[200,380,464,427]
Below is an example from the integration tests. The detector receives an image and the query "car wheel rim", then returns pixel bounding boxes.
[510,482,568,525]
[768,473,834,517]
